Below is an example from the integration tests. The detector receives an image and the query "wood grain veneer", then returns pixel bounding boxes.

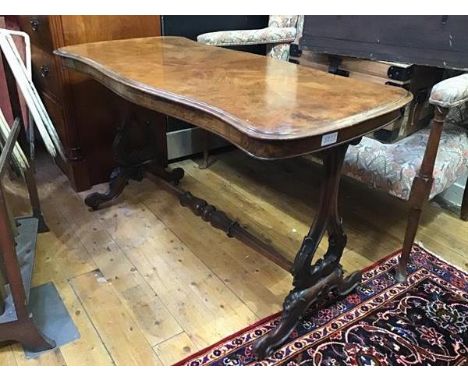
[55,36,412,158]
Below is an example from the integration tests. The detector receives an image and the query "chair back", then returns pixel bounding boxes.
[266,15,304,61]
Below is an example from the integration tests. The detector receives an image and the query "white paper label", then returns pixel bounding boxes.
[321,132,338,147]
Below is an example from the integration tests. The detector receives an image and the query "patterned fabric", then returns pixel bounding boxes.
[268,15,298,28]
[197,26,296,47]
[430,74,468,108]
[197,16,301,62]
[176,245,468,366]
[266,43,291,61]
[265,16,301,60]
[343,120,468,200]
[293,16,304,45]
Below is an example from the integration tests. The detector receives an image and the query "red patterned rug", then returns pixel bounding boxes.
[176,245,468,366]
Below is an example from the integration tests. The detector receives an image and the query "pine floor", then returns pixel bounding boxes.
[0,149,467,365]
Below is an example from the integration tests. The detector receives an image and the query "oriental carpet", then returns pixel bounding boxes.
[176,245,468,366]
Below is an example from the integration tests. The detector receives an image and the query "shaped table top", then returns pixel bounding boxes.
[55,36,412,158]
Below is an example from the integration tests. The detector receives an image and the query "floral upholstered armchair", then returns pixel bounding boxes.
[343,74,468,218]
[341,73,468,280]
[197,15,304,62]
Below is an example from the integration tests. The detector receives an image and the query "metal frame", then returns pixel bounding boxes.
[0,118,55,351]
[0,28,64,161]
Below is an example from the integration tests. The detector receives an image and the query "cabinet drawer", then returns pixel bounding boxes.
[31,48,62,99]
[18,16,54,53]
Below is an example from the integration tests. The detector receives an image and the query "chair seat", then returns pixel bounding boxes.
[197,26,297,47]
[343,122,468,200]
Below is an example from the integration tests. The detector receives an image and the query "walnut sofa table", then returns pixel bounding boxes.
[55,37,412,359]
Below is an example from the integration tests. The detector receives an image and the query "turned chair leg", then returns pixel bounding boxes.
[461,175,468,221]
[397,106,449,282]
[199,130,212,169]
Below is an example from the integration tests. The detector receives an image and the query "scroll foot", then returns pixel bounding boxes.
[252,144,362,360]
[84,167,132,210]
[147,165,185,185]
[252,267,361,359]
[336,271,362,296]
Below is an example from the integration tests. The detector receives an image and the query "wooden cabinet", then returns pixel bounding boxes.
[18,16,166,191]
[301,16,468,70]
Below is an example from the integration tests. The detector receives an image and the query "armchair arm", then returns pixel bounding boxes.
[197,26,297,47]
[429,73,468,108]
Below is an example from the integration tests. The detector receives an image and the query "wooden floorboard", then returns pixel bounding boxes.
[52,280,114,366]
[153,332,199,366]
[0,149,466,365]
[69,270,162,366]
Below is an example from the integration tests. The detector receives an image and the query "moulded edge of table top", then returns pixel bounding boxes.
[54,37,413,159]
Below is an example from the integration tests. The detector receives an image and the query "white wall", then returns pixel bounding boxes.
[439,174,467,207]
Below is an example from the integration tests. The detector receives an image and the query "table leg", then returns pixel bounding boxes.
[199,130,211,169]
[84,112,184,210]
[85,165,135,210]
[252,143,361,359]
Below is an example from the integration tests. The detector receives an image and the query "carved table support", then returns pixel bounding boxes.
[252,143,361,359]
[172,187,293,271]
[86,118,364,359]
[84,112,184,210]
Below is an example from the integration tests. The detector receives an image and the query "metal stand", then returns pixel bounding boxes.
[0,119,54,352]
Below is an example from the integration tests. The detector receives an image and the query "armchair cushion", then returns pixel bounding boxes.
[342,121,468,200]
[197,27,297,47]
[430,74,468,108]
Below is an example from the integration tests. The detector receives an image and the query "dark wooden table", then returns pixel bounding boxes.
[55,36,412,359]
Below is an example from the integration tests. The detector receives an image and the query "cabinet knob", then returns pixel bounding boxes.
[29,17,40,31]
[40,65,49,78]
